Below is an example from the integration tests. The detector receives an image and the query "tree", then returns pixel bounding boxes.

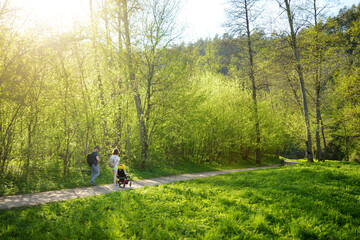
[298,0,332,161]
[139,0,182,164]
[326,5,360,160]
[224,0,262,163]
[278,0,314,162]
[89,0,109,160]
[0,1,31,177]
[121,0,149,168]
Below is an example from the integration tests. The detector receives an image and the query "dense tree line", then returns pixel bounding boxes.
[187,3,360,160]
[0,0,359,189]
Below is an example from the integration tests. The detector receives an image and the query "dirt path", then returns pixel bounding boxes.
[0,161,296,210]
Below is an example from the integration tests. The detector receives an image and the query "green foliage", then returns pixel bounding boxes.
[326,6,360,160]
[1,161,359,239]
[1,0,360,196]
[151,72,287,164]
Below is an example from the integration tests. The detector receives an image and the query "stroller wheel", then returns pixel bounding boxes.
[122,181,126,188]
[129,181,132,187]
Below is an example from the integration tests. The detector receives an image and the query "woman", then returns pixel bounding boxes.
[109,148,120,190]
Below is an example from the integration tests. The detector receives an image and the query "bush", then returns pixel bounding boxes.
[349,151,360,163]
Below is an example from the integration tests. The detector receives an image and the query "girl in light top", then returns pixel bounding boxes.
[110,148,120,190]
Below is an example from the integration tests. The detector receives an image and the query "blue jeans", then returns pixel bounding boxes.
[90,164,100,184]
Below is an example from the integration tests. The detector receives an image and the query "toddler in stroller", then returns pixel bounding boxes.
[117,164,132,188]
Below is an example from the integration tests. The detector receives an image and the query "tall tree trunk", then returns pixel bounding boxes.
[90,0,107,159]
[320,117,327,160]
[115,0,123,149]
[284,0,313,162]
[76,47,92,166]
[315,74,322,161]
[24,106,38,180]
[125,100,131,162]
[89,0,104,105]
[25,119,32,180]
[122,0,148,168]
[244,0,261,164]
[62,64,70,177]
[313,0,326,162]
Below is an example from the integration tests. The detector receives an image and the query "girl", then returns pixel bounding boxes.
[109,148,120,190]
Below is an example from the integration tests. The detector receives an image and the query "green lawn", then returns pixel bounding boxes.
[1,161,359,239]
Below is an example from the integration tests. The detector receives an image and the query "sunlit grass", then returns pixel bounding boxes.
[1,161,359,239]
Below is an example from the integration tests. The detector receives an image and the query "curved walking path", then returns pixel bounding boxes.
[0,161,296,210]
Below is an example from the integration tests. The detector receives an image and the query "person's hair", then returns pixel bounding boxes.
[94,146,100,150]
[112,148,119,155]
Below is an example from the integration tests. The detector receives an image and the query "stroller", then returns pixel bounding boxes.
[117,164,132,188]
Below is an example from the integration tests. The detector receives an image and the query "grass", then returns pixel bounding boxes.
[130,158,276,180]
[1,160,359,239]
[0,159,279,196]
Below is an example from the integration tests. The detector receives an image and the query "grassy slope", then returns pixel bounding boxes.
[1,161,359,239]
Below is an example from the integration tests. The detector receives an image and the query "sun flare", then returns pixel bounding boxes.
[14,0,89,29]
